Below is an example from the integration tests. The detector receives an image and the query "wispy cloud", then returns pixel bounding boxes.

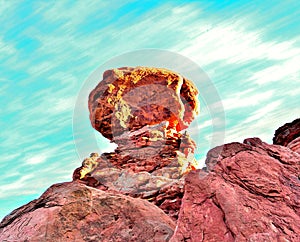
[242,100,282,124]
[0,174,35,197]
[223,104,299,144]
[181,17,300,67]
[250,55,300,85]
[0,38,16,56]
[25,154,48,165]
[211,89,274,111]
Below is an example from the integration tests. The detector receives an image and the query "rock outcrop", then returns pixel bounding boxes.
[0,182,175,242]
[171,138,300,241]
[273,118,300,153]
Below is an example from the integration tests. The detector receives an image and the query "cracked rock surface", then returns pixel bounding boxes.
[170,137,300,242]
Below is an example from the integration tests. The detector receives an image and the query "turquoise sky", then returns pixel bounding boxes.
[1,0,300,220]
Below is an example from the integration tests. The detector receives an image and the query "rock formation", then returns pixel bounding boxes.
[73,67,200,220]
[1,66,299,241]
[88,67,199,140]
[171,137,300,241]
[273,118,300,153]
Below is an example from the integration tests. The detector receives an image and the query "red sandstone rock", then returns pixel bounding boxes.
[73,67,200,221]
[274,118,300,154]
[88,67,199,140]
[0,182,175,242]
[288,136,300,154]
[73,152,185,221]
[171,138,300,241]
[83,67,199,176]
[273,118,300,150]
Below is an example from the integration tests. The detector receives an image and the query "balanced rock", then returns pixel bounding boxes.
[74,67,200,220]
[85,67,200,174]
[88,67,199,140]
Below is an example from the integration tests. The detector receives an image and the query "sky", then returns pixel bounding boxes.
[1,0,299,220]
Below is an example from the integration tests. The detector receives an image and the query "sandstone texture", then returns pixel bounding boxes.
[171,138,300,242]
[0,182,175,242]
[73,152,185,220]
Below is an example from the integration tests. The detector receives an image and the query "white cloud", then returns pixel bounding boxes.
[250,55,300,85]
[0,154,21,167]
[242,100,282,124]
[196,119,212,130]
[287,86,300,96]
[176,14,300,90]
[219,90,274,111]
[50,97,75,114]
[0,174,34,197]
[181,18,300,67]
[0,1,10,14]
[27,61,54,76]
[25,154,47,165]
[223,104,299,144]
[37,1,109,25]
[0,38,16,56]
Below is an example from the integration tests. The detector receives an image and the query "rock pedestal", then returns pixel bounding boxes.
[73,67,200,220]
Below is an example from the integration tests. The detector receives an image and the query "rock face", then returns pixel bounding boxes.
[73,67,200,220]
[171,138,300,242]
[273,118,300,153]
[0,182,175,242]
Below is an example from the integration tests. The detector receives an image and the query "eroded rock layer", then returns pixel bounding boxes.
[73,153,185,220]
